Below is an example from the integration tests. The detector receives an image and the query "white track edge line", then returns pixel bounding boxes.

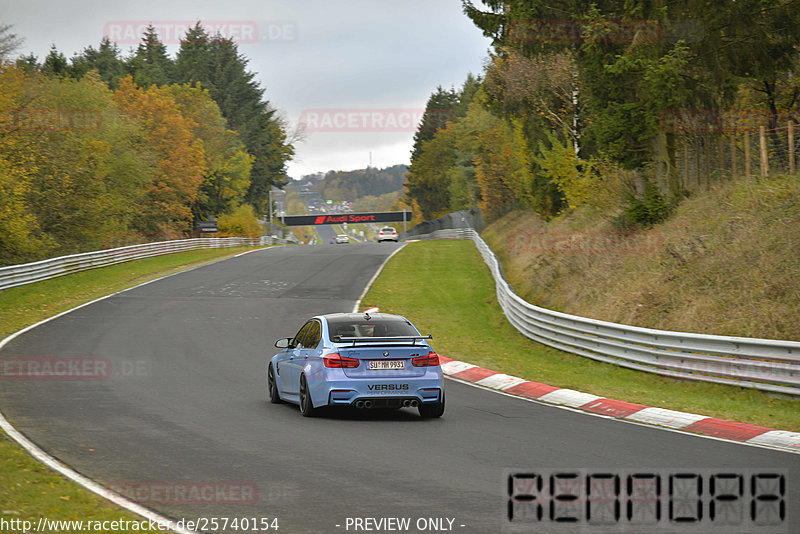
[0,250,271,533]
[234,244,284,258]
[0,417,197,534]
[442,375,800,455]
[352,243,408,313]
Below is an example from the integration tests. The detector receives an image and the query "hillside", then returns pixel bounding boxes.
[482,175,800,341]
[297,164,407,201]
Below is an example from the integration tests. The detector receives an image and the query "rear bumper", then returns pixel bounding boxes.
[323,379,443,407]
[349,397,423,409]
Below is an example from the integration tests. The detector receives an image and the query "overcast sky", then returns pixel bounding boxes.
[1,0,493,179]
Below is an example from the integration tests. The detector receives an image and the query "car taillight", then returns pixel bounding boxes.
[324,353,360,368]
[412,352,439,367]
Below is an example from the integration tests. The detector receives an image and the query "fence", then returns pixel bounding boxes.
[408,226,800,395]
[0,236,282,291]
[658,114,800,192]
[398,207,482,241]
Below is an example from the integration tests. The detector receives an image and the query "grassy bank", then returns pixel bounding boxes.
[0,246,266,531]
[482,175,800,341]
[360,240,799,431]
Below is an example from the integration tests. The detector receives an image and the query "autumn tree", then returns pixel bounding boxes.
[463,0,800,199]
[163,83,253,219]
[174,26,292,212]
[405,76,485,219]
[25,72,154,251]
[113,76,206,235]
[0,63,51,263]
[0,26,292,265]
[216,204,262,237]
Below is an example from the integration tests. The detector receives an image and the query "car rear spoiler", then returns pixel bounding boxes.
[333,335,433,345]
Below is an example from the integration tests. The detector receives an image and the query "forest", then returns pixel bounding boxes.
[404,1,800,225]
[301,164,408,201]
[0,23,293,265]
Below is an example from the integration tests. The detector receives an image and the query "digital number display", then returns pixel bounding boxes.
[504,469,787,533]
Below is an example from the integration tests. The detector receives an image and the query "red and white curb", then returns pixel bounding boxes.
[439,356,800,453]
[357,303,800,453]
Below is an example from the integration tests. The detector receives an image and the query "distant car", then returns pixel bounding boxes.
[377,226,398,242]
[334,234,350,244]
[267,313,445,418]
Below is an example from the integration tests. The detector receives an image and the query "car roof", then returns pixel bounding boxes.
[317,312,406,322]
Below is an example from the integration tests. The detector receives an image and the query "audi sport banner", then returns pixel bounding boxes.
[280,211,411,226]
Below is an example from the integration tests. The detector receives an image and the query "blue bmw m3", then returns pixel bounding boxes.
[267,312,444,418]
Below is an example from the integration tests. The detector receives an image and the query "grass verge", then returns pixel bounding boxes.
[483,175,800,340]
[360,240,800,431]
[1,246,268,531]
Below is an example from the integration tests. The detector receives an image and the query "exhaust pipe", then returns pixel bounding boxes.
[410,400,419,408]
[364,400,373,409]
[402,400,411,407]
[355,401,365,409]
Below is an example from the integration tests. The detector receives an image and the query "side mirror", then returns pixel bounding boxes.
[274,337,292,349]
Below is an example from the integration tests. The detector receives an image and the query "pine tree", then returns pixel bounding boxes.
[41,45,69,76]
[71,38,127,88]
[128,25,174,87]
[410,86,459,163]
[15,54,38,73]
[174,23,212,85]
[176,32,292,211]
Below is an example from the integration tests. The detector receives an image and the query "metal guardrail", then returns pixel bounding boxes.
[5,227,798,394]
[408,227,800,395]
[463,229,800,396]
[402,228,472,241]
[0,236,282,291]
[398,207,482,240]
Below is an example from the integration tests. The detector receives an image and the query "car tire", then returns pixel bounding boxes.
[268,364,281,404]
[418,391,445,418]
[299,374,317,417]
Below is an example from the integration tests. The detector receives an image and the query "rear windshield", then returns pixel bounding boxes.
[327,317,419,341]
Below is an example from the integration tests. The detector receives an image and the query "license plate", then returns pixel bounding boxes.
[369,360,405,370]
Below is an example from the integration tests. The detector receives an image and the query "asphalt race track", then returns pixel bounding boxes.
[1,243,797,533]
[316,223,339,244]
